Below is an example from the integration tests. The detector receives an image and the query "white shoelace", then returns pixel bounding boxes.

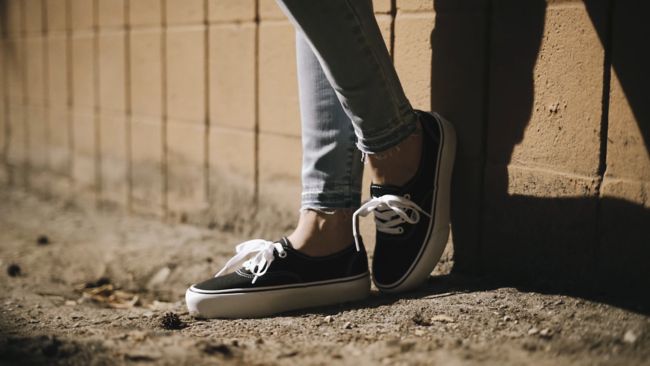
[352,194,431,251]
[214,239,287,284]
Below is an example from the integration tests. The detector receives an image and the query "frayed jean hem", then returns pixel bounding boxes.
[301,191,362,211]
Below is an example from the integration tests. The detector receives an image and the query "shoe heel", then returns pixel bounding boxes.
[376,113,457,294]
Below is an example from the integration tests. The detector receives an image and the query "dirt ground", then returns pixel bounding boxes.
[0,189,649,366]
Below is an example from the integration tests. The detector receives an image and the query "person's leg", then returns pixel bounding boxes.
[185,30,372,319]
[287,31,364,257]
[274,0,423,187]
[276,0,457,294]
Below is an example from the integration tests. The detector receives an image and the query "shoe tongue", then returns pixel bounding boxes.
[370,184,403,198]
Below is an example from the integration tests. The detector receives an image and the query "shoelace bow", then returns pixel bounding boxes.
[352,194,431,251]
[214,239,287,284]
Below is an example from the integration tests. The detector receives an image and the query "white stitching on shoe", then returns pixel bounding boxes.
[215,240,287,284]
[235,268,254,278]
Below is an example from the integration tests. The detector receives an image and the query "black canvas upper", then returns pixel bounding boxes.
[192,237,369,292]
[371,110,442,288]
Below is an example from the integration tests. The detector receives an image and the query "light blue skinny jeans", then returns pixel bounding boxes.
[276,0,419,210]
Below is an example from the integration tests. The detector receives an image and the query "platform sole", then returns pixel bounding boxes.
[186,273,371,318]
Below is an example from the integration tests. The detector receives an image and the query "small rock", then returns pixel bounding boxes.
[385,338,400,347]
[202,343,233,358]
[129,331,148,342]
[623,330,638,344]
[323,315,334,323]
[343,321,353,329]
[278,350,299,358]
[431,315,454,323]
[149,300,174,311]
[503,315,512,322]
[146,267,171,289]
[64,300,76,306]
[37,235,50,245]
[414,329,426,336]
[83,277,111,289]
[400,341,416,353]
[528,327,539,336]
[522,341,538,351]
[505,331,521,339]
[7,264,21,277]
[412,313,432,326]
[125,353,158,362]
[539,328,553,339]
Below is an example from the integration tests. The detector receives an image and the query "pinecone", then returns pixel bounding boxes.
[160,312,184,330]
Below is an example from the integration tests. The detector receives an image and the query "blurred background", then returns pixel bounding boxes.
[0,0,648,304]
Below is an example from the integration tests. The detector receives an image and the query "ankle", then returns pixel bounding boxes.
[287,209,354,257]
[367,121,423,187]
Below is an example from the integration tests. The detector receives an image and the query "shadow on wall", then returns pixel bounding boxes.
[430,0,650,309]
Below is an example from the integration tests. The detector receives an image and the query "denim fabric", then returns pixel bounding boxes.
[278,0,419,209]
[296,32,364,210]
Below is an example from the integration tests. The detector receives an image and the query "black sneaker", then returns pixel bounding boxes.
[185,237,370,318]
[353,111,456,293]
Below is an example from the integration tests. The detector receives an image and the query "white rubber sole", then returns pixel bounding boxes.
[185,273,371,318]
[375,112,457,293]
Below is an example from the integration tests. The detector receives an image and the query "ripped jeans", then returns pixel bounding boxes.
[276,0,418,210]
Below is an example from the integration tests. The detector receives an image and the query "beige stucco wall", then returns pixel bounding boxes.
[1,0,648,300]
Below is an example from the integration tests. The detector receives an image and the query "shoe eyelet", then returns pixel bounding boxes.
[278,251,288,258]
[404,194,411,199]
[397,227,404,234]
